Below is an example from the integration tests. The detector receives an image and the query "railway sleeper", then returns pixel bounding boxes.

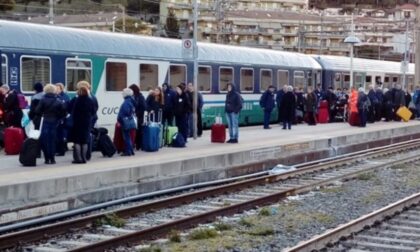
[342,240,416,252]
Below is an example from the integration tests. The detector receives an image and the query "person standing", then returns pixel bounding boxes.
[374,86,384,121]
[325,86,337,122]
[413,85,420,118]
[259,85,275,129]
[173,84,191,142]
[28,82,44,129]
[117,88,136,156]
[146,87,164,121]
[162,83,175,126]
[187,83,204,137]
[70,86,95,163]
[392,84,406,121]
[276,85,286,124]
[225,83,243,143]
[0,85,23,128]
[55,83,70,156]
[129,84,146,150]
[357,87,370,127]
[305,86,317,126]
[35,84,66,164]
[281,86,296,130]
[367,85,378,123]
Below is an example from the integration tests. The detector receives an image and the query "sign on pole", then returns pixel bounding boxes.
[182,39,193,59]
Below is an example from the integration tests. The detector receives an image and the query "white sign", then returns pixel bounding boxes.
[182,39,193,59]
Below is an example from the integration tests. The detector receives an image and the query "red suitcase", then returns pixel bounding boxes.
[211,124,226,143]
[4,127,25,155]
[317,101,329,124]
[113,122,136,153]
[348,111,360,126]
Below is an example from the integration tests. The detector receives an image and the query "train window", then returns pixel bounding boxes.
[198,66,211,92]
[219,67,233,92]
[66,59,91,92]
[294,71,305,89]
[169,65,186,87]
[393,76,399,83]
[343,75,350,90]
[334,73,341,88]
[307,72,313,88]
[106,62,127,91]
[21,56,51,92]
[240,68,254,92]
[1,55,7,85]
[260,69,272,92]
[140,64,158,91]
[277,70,289,89]
[384,77,390,83]
[365,76,372,84]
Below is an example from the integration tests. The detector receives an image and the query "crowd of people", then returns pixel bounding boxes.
[259,82,419,131]
[0,79,418,165]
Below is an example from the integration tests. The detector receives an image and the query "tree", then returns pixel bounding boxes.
[0,0,15,12]
[165,8,179,39]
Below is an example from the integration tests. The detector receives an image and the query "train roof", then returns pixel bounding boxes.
[0,20,321,70]
[314,55,414,75]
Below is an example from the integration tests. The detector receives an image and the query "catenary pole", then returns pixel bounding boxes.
[193,0,198,139]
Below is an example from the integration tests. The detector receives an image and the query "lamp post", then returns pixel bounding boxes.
[402,12,410,90]
[344,14,360,89]
[112,16,117,32]
[192,0,198,139]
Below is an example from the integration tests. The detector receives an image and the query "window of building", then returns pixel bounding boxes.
[198,66,211,92]
[21,56,51,92]
[169,64,186,87]
[106,62,127,91]
[219,67,233,92]
[277,70,289,89]
[240,68,254,92]
[66,59,91,92]
[1,54,7,85]
[260,69,272,92]
[140,64,158,91]
[294,71,305,88]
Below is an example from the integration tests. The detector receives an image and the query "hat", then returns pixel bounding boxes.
[33,82,43,93]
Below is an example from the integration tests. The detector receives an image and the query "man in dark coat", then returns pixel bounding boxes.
[187,83,204,137]
[276,85,286,124]
[305,86,317,125]
[325,86,337,122]
[383,88,394,121]
[367,85,378,123]
[374,86,384,121]
[28,82,44,129]
[280,86,296,130]
[162,83,176,126]
[173,84,191,142]
[129,84,146,150]
[392,84,405,121]
[225,83,243,143]
[357,87,370,127]
[260,85,275,129]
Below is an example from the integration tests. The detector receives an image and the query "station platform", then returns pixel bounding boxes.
[1,121,420,225]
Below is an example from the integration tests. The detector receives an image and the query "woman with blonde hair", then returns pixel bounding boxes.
[35,84,66,164]
[146,86,165,122]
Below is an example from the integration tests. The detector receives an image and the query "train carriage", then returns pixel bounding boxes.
[0,20,322,130]
[314,55,415,91]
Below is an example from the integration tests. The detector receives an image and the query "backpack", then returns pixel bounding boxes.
[17,93,28,109]
[172,133,186,148]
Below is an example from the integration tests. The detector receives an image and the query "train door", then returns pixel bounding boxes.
[333,72,342,90]
[293,70,305,90]
[1,53,6,86]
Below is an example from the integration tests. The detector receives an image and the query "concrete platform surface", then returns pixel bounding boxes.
[1,121,420,218]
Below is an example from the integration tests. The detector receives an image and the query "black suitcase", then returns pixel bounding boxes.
[19,138,39,166]
[98,134,116,157]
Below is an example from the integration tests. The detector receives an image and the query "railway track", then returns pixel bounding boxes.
[2,139,420,252]
[284,192,420,252]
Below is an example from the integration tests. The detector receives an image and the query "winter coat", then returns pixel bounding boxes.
[368,90,379,105]
[325,90,337,108]
[413,90,420,105]
[118,96,136,126]
[384,90,393,105]
[375,89,384,104]
[91,94,99,126]
[133,93,146,125]
[305,92,317,113]
[35,93,66,124]
[71,95,95,144]
[357,92,370,111]
[259,90,275,112]
[405,92,412,107]
[146,94,163,113]
[3,90,23,127]
[276,90,285,108]
[173,92,191,117]
[187,91,204,111]
[28,92,44,129]
[225,85,243,114]
[280,92,296,121]
[392,89,405,107]
[163,88,176,112]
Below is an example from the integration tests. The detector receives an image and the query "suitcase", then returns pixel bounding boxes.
[4,127,25,155]
[98,134,116,157]
[211,124,226,143]
[165,126,178,146]
[142,124,160,152]
[396,106,412,122]
[317,106,329,124]
[19,138,39,166]
[113,122,136,153]
[348,111,360,126]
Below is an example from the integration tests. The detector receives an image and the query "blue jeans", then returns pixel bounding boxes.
[226,112,239,140]
[122,129,134,155]
[263,110,272,128]
[41,121,58,161]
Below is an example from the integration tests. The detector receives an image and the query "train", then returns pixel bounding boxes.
[0,20,415,129]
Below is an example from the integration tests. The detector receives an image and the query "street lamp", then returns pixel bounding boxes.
[344,14,360,89]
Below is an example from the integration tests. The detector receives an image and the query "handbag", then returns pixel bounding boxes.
[26,117,44,140]
[122,116,137,130]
